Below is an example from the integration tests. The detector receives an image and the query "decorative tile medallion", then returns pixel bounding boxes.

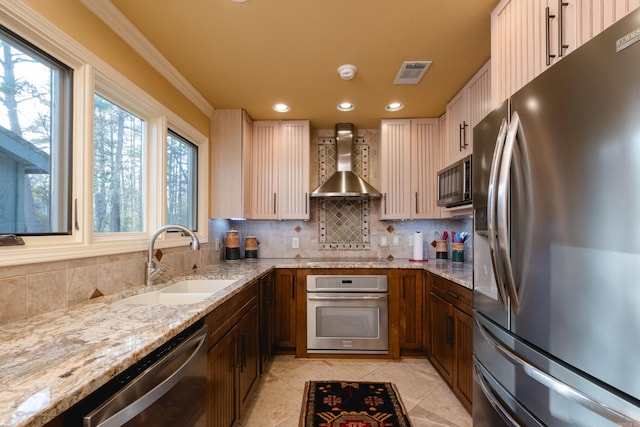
[317,135,372,251]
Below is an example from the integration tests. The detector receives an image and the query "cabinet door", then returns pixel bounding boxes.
[410,119,441,219]
[422,272,432,355]
[210,109,251,218]
[397,270,424,353]
[248,121,279,219]
[575,1,640,47]
[208,330,238,427]
[466,61,491,148]
[278,121,310,220]
[430,292,454,384]
[444,90,469,165]
[454,308,473,412]
[380,119,411,219]
[259,272,274,371]
[274,269,297,350]
[491,0,575,104]
[237,305,260,418]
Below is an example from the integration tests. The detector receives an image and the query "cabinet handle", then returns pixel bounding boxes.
[273,193,277,215]
[415,192,418,214]
[384,193,387,215]
[291,275,295,299]
[445,290,460,299]
[545,6,557,66]
[462,121,468,149]
[236,332,246,371]
[558,0,569,58]
[459,121,469,151]
[236,334,243,370]
[448,315,456,347]
[305,192,308,214]
[242,332,247,369]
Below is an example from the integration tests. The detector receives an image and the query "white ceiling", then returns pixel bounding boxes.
[96,0,500,129]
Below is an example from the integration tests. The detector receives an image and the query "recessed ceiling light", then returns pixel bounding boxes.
[231,0,248,3]
[385,102,404,112]
[337,102,355,112]
[273,103,290,113]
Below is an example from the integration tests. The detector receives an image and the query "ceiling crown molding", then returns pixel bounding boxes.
[80,0,213,116]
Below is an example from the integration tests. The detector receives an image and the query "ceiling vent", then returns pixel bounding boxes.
[393,61,432,84]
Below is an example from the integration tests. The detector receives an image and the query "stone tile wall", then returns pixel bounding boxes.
[0,243,211,325]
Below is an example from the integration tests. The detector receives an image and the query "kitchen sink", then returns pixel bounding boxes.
[160,279,237,294]
[114,278,238,305]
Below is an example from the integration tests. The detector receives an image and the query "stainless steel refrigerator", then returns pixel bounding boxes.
[472,9,640,426]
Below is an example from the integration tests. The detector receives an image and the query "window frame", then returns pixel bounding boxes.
[0,2,209,267]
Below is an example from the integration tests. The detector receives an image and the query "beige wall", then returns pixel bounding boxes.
[23,0,210,137]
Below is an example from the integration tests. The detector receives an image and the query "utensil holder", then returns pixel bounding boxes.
[452,242,464,263]
[435,240,448,259]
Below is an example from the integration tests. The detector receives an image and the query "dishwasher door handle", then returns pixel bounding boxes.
[85,326,208,427]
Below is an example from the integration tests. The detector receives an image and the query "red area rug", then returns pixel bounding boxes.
[299,381,412,427]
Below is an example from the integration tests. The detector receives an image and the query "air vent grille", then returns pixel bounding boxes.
[393,61,432,84]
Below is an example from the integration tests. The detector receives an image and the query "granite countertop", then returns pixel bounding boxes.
[0,258,471,427]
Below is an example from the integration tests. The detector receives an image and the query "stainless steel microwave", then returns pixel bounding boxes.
[437,155,472,207]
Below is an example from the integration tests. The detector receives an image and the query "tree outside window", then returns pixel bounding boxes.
[166,130,197,231]
[93,94,144,233]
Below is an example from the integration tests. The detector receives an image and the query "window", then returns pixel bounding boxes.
[93,94,144,233]
[166,130,198,231]
[0,26,72,235]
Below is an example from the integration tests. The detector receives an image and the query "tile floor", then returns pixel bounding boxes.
[239,355,472,426]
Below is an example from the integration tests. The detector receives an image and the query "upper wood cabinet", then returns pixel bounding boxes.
[247,120,310,220]
[209,109,252,218]
[380,118,441,220]
[444,61,491,166]
[575,1,640,46]
[492,0,639,104]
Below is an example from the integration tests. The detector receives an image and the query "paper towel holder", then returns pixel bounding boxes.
[410,230,427,262]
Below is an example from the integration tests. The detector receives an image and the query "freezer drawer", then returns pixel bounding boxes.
[474,312,640,426]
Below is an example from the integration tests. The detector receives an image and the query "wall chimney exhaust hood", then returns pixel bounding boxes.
[310,123,381,199]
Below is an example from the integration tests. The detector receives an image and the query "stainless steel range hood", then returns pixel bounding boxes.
[310,123,381,199]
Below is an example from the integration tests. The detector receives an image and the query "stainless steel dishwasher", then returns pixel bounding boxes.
[64,322,208,427]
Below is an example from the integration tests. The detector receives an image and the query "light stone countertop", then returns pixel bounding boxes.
[0,258,472,427]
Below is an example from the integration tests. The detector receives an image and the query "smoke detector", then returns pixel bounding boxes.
[393,61,432,84]
[337,64,357,80]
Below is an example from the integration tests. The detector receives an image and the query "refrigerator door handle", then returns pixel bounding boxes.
[487,117,509,309]
[475,316,640,425]
[497,111,533,314]
[473,361,523,427]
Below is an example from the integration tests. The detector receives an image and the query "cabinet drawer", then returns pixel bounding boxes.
[431,275,472,315]
[205,281,258,348]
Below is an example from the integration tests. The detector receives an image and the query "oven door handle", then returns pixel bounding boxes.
[307,295,387,301]
[84,326,208,427]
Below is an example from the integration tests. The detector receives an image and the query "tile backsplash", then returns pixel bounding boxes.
[0,243,211,326]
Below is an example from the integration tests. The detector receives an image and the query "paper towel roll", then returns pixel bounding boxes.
[412,231,424,260]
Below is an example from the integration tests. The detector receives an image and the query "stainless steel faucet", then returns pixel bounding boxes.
[146,224,200,286]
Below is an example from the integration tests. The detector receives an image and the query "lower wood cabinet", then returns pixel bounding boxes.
[259,271,275,371]
[205,280,260,427]
[273,269,297,351]
[429,273,473,413]
[389,270,424,355]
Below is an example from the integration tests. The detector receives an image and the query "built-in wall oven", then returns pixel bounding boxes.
[306,275,388,354]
